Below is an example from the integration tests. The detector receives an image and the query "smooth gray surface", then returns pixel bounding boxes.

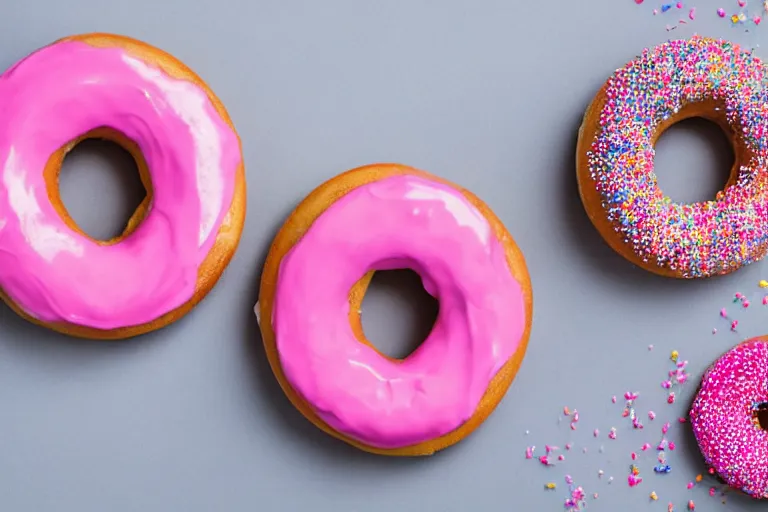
[1,1,767,511]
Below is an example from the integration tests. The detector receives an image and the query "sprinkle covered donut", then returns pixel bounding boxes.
[690,337,768,498]
[0,34,246,339]
[576,37,768,278]
[258,164,532,455]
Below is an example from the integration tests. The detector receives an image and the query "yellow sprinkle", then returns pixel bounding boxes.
[650,491,658,501]
[671,350,679,362]
[732,14,740,23]
[759,280,768,288]
[545,482,556,489]
[695,474,703,483]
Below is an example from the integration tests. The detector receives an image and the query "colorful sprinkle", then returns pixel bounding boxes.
[585,37,768,278]
[650,491,658,500]
[717,7,726,16]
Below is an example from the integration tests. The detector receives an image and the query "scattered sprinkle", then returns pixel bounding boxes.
[545,482,556,490]
[650,491,658,500]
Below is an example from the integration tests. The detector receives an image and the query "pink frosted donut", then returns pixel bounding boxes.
[690,337,768,498]
[0,34,245,339]
[258,165,533,455]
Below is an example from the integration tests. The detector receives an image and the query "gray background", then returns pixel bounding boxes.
[0,0,766,510]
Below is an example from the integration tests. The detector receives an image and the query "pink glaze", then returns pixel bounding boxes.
[0,40,241,329]
[272,174,529,449]
[690,339,768,498]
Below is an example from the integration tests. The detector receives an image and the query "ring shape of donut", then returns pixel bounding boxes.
[690,337,768,498]
[258,164,532,455]
[0,34,245,339]
[577,37,768,278]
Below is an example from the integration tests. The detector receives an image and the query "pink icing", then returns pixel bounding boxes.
[0,40,241,330]
[690,339,768,498]
[271,174,529,449]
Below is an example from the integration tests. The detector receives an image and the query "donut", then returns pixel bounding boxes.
[690,337,768,498]
[576,36,768,278]
[258,164,532,455]
[0,33,246,339]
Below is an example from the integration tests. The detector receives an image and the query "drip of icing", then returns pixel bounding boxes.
[586,37,768,278]
[0,40,240,329]
[690,339,768,498]
[272,175,528,449]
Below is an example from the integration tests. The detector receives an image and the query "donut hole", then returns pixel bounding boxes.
[752,402,768,431]
[359,269,439,360]
[653,117,734,203]
[58,137,148,242]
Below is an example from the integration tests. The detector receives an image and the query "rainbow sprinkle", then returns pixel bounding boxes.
[585,37,768,278]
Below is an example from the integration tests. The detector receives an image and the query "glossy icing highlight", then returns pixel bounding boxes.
[0,40,240,329]
[272,175,527,449]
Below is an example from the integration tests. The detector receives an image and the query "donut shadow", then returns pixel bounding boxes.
[240,212,468,465]
[0,292,171,363]
[556,110,759,295]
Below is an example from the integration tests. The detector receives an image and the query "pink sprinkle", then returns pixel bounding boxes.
[631,452,637,460]
[612,396,617,403]
[763,295,768,305]
[687,482,694,490]
[628,474,643,487]
[661,380,672,389]
[738,0,746,6]
[635,0,644,3]
[709,487,716,497]
[539,456,549,465]
[594,429,599,437]
[689,7,696,19]
[668,393,676,404]
[658,451,666,462]
[658,441,667,451]
[558,454,565,461]
[755,15,762,25]
[688,499,695,511]
[717,7,726,17]
[676,1,683,7]
[570,422,577,431]
[720,307,727,317]
[565,475,573,484]
[712,328,717,334]
[678,417,687,423]
[648,344,654,350]
[669,441,676,451]
[545,445,555,454]
[609,428,617,440]
[565,443,572,450]
[525,446,534,459]
[624,391,638,401]
[744,300,751,308]
[735,292,743,299]
[731,320,738,331]
[648,411,656,420]
[573,412,580,422]
[641,443,652,451]
[563,406,570,416]
[662,422,670,434]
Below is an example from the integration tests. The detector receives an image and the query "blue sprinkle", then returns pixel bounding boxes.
[654,464,672,474]
[661,4,672,13]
